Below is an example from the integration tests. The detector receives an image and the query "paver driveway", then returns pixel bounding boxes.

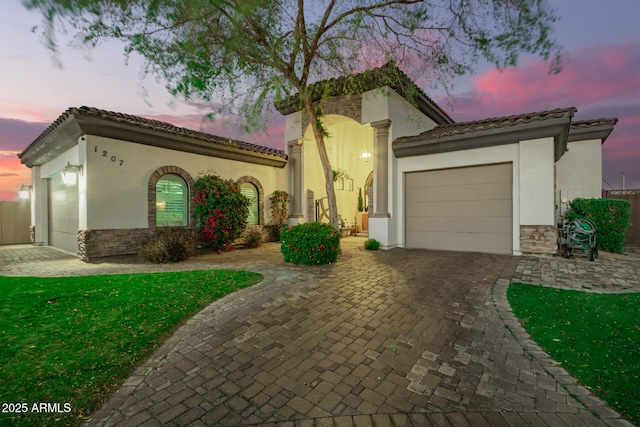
[1,240,632,426]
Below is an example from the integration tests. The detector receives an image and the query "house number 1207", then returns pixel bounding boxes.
[94,146,124,166]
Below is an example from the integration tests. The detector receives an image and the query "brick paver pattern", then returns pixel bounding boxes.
[1,240,637,427]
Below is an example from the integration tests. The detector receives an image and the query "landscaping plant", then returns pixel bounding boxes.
[138,227,196,263]
[364,238,380,250]
[243,227,263,248]
[508,283,640,424]
[566,198,631,253]
[280,222,340,265]
[268,190,289,241]
[194,173,250,251]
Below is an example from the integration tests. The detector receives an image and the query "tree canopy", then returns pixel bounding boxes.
[24,0,562,229]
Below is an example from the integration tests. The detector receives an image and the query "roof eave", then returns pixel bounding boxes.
[568,124,616,145]
[393,117,571,161]
[20,113,288,169]
[275,88,454,124]
[415,94,454,125]
[19,114,81,167]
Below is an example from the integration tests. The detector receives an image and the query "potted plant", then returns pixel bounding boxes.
[356,187,368,232]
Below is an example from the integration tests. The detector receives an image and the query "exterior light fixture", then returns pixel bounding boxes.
[18,184,32,199]
[359,151,372,161]
[61,162,82,185]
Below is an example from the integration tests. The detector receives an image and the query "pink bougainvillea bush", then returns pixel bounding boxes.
[194,173,250,252]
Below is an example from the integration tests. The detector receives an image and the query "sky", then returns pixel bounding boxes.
[1,0,638,201]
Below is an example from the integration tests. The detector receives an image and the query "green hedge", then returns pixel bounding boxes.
[566,198,631,253]
[280,222,340,265]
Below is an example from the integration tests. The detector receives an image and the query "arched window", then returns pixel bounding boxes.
[156,174,188,226]
[240,182,259,225]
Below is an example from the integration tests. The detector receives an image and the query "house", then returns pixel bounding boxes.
[18,107,288,261]
[19,63,617,260]
[276,63,617,255]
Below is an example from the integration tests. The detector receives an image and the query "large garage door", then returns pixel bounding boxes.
[48,173,79,253]
[405,163,512,254]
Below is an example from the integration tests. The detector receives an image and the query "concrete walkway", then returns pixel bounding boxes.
[0,240,637,427]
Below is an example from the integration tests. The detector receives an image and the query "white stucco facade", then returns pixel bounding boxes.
[555,139,603,216]
[83,135,287,230]
[21,69,615,259]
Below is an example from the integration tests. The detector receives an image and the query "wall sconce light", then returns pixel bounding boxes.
[18,184,32,199]
[61,162,82,186]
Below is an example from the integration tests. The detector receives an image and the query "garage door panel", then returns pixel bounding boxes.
[409,230,511,253]
[405,215,511,234]
[405,163,511,188]
[406,199,512,217]
[48,173,79,253]
[406,181,511,202]
[405,163,512,254]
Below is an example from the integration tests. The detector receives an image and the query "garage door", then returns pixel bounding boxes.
[405,163,512,254]
[48,173,79,253]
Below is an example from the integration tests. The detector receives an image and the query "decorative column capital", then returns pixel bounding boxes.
[370,119,392,130]
[287,139,303,148]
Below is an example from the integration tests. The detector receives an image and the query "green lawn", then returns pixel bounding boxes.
[507,283,640,424]
[0,270,262,427]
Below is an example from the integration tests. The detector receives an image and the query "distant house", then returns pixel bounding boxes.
[19,63,617,260]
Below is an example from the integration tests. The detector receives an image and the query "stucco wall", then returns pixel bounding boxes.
[555,139,602,216]
[363,88,437,248]
[519,137,555,226]
[302,116,374,224]
[395,137,557,255]
[81,135,287,230]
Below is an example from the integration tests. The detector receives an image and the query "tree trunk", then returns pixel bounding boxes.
[302,98,340,230]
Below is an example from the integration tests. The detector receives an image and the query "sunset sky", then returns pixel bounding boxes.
[1,0,638,201]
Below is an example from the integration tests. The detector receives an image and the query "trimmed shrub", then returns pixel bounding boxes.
[243,228,263,248]
[566,198,631,253]
[268,190,289,241]
[139,228,196,263]
[280,222,340,265]
[194,173,250,251]
[364,238,380,250]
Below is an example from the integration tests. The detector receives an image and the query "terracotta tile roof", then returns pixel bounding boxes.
[395,107,577,145]
[274,62,454,124]
[19,106,286,159]
[571,118,619,129]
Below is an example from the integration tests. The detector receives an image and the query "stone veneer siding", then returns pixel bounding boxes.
[78,228,156,262]
[520,225,557,255]
[76,169,273,262]
[30,226,35,244]
[78,225,276,262]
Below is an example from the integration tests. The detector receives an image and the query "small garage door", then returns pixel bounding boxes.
[405,163,512,254]
[48,173,79,253]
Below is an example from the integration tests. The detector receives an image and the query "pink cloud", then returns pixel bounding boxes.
[440,43,640,191]
[0,153,31,202]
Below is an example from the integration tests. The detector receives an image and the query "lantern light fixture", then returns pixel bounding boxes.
[18,184,32,199]
[61,162,82,185]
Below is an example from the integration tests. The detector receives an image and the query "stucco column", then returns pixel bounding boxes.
[288,139,304,219]
[31,166,48,246]
[371,119,391,218]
